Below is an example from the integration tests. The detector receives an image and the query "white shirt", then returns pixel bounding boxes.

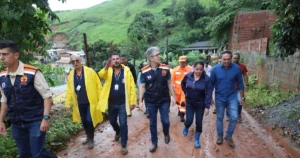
[204,65,212,77]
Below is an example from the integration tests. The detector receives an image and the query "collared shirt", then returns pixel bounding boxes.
[204,65,212,77]
[210,63,244,102]
[0,61,52,102]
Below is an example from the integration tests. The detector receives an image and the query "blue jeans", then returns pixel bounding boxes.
[215,97,238,137]
[184,103,205,133]
[78,104,95,138]
[108,103,128,147]
[12,121,57,158]
[146,101,170,145]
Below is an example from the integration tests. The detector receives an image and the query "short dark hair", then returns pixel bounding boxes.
[139,61,147,70]
[221,50,232,57]
[233,52,240,58]
[0,40,19,53]
[111,52,120,57]
[120,54,127,58]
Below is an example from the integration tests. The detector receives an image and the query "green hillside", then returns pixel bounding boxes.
[52,0,173,47]
[51,0,218,49]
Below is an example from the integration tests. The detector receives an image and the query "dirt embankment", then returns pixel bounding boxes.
[56,104,300,158]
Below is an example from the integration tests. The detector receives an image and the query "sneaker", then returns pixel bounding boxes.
[224,136,235,148]
[213,109,216,114]
[216,136,223,145]
[121,146,128,155]
[114,133,120,141]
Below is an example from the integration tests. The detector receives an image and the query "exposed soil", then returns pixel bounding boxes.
[56,105,300,158]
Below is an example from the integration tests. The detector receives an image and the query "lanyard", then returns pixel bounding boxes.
[76,72,83,85]
[114,71,121,81]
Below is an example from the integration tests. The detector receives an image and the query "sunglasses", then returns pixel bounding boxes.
[71,59,80,64]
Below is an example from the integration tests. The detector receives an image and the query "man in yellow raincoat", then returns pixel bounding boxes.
[99,52,136,155]
[172,56,192,122]
[65,55,103,149]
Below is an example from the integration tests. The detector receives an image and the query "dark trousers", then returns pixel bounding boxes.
[78,104,95,139]
[146,101,170,145]
[108,103,128,147]
[184,103,205,133]
[12,121,57,158]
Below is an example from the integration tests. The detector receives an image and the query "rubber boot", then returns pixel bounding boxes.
[182,125,188,136]
[82,129,89,144]
[87,132,94,149]
[194,132,201,148]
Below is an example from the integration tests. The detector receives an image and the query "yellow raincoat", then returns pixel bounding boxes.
[65,66,103,127]
[98,65,137,115]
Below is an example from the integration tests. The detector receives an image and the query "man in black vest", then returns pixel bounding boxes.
[139,47,176,153]
[0,40,57,158]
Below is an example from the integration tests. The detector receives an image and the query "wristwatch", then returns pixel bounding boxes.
[43,115,50,120]
[241,97,245,100]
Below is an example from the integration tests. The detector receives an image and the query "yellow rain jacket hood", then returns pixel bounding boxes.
[98,65,137,115]
[65,66,103,127]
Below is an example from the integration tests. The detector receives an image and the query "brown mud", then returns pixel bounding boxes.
[57,106,300,158]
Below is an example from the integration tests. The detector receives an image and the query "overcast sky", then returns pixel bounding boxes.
[49,0,107,11]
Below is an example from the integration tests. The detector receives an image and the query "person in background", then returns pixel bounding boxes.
[172,56,193,122]
[139,47,176,153]
[120,55,137,84]
[0,40,57,158]
[204,61,212,77]
[137,61,149,115]
[232,52,249,122]
[181,61,213,148]
[210,50,245,148]
[99,52,136,155]
[65,54,103,149]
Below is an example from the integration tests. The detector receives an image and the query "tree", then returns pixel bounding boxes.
[183,0,206,26]
[0,0,63,62]
[206,0,270,47]
[127,11,157,51]
[271,0,300,58]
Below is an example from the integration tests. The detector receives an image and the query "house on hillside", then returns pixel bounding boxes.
[181,41,218,55]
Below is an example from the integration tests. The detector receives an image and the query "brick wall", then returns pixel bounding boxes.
[228,10,277,50]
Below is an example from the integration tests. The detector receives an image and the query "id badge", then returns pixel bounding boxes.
[114,84,119,91]
[76,85,81,91]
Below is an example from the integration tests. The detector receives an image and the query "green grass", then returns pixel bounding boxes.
[51,0,218,49]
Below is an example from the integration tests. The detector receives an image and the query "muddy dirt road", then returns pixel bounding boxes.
[57,105,299,158]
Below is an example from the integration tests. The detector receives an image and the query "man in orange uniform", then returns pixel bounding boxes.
[172,56,192,122]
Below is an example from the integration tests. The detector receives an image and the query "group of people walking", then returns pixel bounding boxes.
[0,40,249,157]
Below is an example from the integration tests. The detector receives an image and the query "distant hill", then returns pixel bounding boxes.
[51,0,174,49]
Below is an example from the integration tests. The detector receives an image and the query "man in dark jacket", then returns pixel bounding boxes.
[121,55,137,84]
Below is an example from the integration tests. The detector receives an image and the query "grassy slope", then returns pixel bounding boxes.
[52,0,219,48]
[53,0,172,47]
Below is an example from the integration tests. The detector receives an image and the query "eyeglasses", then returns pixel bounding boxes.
[71,59,80,64]
[151,53,160,57]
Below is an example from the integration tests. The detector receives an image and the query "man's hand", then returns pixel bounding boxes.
[130,105,135,111]
[171,96,176,107]
[240,98,245,106]
[40,119,50,132]
[0,122,7,136]
[205,108,209,116]
[245,86,249,92]
[105,58,113,69]
[66,108,71,113]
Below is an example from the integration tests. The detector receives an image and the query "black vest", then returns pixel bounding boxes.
[141,64,170,104]
[0,64,44,123]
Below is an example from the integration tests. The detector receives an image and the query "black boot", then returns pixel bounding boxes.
[87,132,94,149]
[180,113,185,122]
[149,144,158,153]
[82,129,89,144]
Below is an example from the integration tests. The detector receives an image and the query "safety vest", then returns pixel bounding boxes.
[0,65,44,123]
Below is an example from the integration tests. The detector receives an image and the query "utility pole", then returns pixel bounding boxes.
[133,45,136,68]
[83,33,90,67]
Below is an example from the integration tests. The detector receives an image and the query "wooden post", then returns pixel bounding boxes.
[110,41,114,53]
[83,33,90,67]
[133,45,136,68]
[166,33,169,63]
